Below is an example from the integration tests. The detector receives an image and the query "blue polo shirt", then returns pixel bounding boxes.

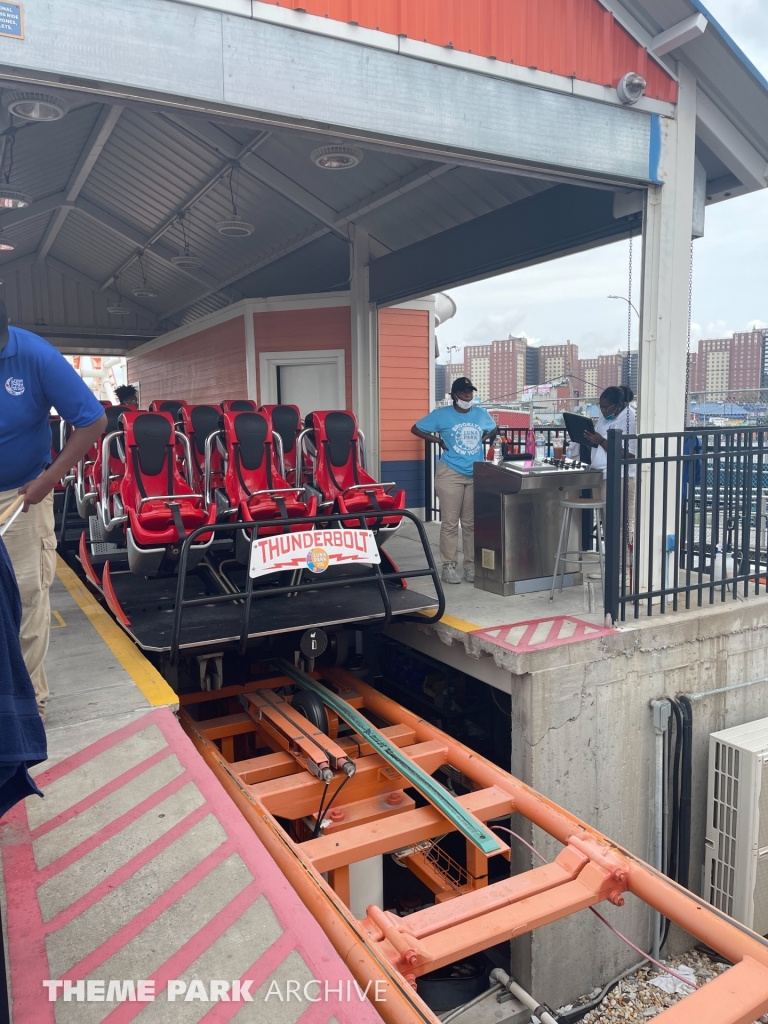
[416,404,497,476]
[0,327,106,491]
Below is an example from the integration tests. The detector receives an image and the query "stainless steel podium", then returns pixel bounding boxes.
[473,459,603,596]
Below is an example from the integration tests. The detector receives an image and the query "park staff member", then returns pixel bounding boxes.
[0,303,107,720]
[411,377,498,584]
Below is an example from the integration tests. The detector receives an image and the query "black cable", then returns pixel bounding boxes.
[313,773,352,838]
[677,695,694,892]
[312,780,331,839]
[3,128,15,184]
[662,697,683,949]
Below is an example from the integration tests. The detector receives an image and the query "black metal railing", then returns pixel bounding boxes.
[423,426,568,521]
[170,509,444,663]
[604,426,768,621]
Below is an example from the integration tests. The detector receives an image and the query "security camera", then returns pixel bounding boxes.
[617,72,647,105]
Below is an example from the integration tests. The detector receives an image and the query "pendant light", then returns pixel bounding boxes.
[171,210,203,269]
[132,252,157,298]
[215,163,254,237]
[107,278,131,316]
[0,227,14,251]
[0,128,31,209]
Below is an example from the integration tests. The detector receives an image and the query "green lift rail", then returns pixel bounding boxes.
[278,659,503,856]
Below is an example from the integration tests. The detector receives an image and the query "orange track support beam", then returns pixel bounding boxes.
[179,667,768,1023]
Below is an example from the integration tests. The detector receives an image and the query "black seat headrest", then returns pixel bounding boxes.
[324,412,356,467]
[133,413,173,477]
[271,406,300,453]
[190,406,222,456]
[234,413,268,471]
[226,400,254,412]
[156,400,183,421]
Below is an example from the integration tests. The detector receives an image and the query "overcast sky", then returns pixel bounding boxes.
[436,0,768,363]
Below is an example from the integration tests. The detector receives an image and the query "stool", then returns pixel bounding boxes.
[549,499,606,601]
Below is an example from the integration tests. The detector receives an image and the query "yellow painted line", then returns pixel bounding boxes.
[418,609,481,633]
[50,609,66,629]
[55,557,178,708]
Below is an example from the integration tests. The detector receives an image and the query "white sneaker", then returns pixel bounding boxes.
[442,565,461,585]
[464,569,475,583]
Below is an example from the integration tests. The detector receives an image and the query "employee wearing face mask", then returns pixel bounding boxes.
[411,377,498,585]
[584,385,637,535]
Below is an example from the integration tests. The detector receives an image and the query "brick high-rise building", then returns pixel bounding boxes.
[598,353,624,392]
[538,342,579,386]
[526,345,540,386]
[489,336,527,401]
[694,331,765,394]
[463,344,491,401]
[461,336,527,401]
[578,358,598,399]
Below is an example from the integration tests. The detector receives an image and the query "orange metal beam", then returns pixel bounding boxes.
[250,740,449,818]
[178,710,438,1024]
[322,668,768,976]
[652,956,768,1024]
[303,787,512,872]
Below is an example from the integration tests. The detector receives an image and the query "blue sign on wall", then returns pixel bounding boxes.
[0,2,22,40]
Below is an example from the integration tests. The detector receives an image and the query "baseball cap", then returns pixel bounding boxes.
[450,376,477,394]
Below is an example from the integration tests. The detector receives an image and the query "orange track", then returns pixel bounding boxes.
[179,667,768,1024]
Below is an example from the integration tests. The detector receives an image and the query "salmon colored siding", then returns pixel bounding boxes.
[254,0,677,102]
[379,307,430,462]
[128,317,247,407]
[253,307,352,408]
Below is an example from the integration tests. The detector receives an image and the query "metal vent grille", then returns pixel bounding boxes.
[709,741,740,916]
[754,758,768,934]
[89,515,120,556]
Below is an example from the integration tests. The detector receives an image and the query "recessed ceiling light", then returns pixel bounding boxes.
[311,145,363,170]
[0,188,31,209]
[215,218,255,237]
[2,90,70,122]
[171,247,203,269]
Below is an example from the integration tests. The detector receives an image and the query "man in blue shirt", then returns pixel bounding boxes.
[412,377,497,584]
[0,302,107,720]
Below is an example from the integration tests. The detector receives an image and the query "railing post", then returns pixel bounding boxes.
[424,440,434,522]
[603,428,622,626]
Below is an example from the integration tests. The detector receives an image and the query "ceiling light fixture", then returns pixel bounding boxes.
[132,252,158,298]
[107,278,131,316]
[0,187,31,209]
[215,163,254,236]
[2,89,70,122]
[171,210,203,269]
[311,145,363,170]
[0,229,13,251]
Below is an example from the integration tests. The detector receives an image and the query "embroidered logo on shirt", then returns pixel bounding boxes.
[451,422,483,455]
[4,377,24,396]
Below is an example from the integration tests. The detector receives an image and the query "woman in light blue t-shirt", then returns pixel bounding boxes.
[411,377,497,585]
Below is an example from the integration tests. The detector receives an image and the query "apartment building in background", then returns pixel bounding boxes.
[438,338,642,404]
[689,330,767,394]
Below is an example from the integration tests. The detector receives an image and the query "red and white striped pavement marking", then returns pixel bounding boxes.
[1,708,385,1024]
[470,615,616,653]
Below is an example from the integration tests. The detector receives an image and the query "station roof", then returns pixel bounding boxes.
[0,0,763,354]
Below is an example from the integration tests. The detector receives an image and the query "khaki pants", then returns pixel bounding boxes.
[435,462,474,570]
[0,488,55,715]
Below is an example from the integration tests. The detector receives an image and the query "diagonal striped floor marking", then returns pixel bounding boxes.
[0,707,384,1024]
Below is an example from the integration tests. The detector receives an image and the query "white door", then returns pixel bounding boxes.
[277,362,341,418]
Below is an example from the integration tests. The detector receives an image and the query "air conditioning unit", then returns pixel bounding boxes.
[704,716,768,933]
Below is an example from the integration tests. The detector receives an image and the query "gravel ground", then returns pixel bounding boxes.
[556,949,752,1023]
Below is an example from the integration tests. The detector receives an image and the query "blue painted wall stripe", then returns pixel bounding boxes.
[381,459,424,508]
[649,113,662,184]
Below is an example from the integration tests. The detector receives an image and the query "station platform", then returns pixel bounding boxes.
[0,559,385,1024]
